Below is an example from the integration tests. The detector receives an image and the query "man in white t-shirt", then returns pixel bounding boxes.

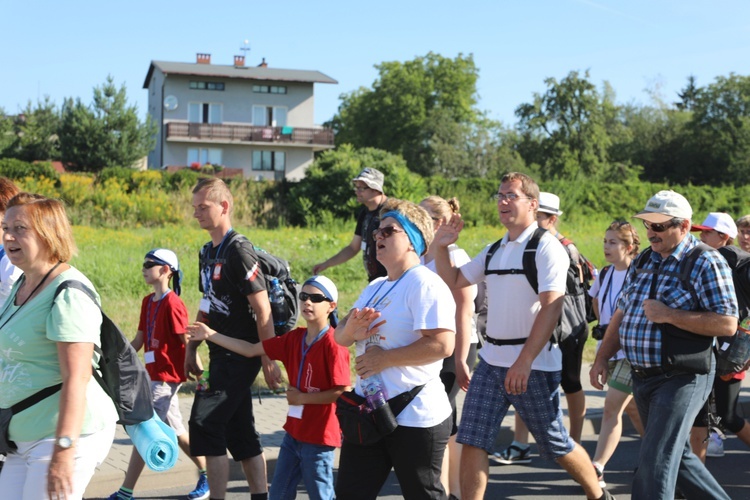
[434,172,612,500]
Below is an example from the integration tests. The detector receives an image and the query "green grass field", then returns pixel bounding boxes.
[68,212,649,377]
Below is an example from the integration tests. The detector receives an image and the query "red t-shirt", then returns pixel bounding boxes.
[262,326,351,447]
[138,291,189,383]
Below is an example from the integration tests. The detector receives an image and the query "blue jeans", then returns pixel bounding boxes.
[269,433,335,500]
[631,368,729,500]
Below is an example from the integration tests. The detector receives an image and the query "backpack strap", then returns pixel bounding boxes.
[483,227,545,296]
[53,280,111,399]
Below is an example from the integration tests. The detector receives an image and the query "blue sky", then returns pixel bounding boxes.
[2,0,749,126]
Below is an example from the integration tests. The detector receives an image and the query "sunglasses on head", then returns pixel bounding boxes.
[643,219,680,233]
[142,261,162,269]
[372,226,404,239]
[299,292,332,303]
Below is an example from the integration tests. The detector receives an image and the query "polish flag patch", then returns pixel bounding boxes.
[245,262,261,282]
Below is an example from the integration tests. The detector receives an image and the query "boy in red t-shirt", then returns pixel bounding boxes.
[109,249,209,500]
[187,275,351,500]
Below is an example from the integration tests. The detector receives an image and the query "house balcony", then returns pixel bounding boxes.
[165,122,335,150]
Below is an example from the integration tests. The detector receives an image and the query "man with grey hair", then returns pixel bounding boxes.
[591,190,738,499]
[313,167,388,281]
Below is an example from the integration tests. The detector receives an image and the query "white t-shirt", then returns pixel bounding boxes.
[423,244,479,344]
[0,248,22,309]
[460,223,568,371]
[589,266,628,361]
[353,265,455,428]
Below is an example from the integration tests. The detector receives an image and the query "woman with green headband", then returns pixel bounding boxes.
[335,198,457,499]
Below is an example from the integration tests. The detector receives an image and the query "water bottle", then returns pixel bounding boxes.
[361,373,388,410]
[269,278,287,328]
[196,370,210,392]
[361,336,389,410]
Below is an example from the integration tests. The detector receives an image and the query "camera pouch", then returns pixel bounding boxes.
[0,408,16,455]
[660,323,713,375]
[336,384,423,446]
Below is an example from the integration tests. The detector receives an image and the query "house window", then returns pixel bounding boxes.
[252,151,285,171]
[188,148,222,166]
[190,81,225,91]
[252,105,287,127]
[252,85,286,94]
[188,103,222,123]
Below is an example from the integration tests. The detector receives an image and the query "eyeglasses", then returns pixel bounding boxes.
[493,193,532,203]
[642,219,680,233]
[373,226,404,239]
[299,292,331,303]
[142,261,162,269]
[353,185,370,192]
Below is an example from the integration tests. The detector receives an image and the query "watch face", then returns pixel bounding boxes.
[56,436,73,449]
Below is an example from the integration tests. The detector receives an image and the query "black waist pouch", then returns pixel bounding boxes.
[0,383,63,454]
[336,384,424,446]
[660,323,714,375]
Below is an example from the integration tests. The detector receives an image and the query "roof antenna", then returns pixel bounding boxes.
[240,39,251,61]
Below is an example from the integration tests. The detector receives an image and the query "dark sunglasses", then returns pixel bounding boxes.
[643,219,679,233]
[142,261,162,269]
[299,292,332,303]
[372,226,404,239]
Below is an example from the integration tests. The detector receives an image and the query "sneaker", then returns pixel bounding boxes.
[187,474,210,500]
[593,463,607,488]
[706,431,725,458]
[489,444,532,465]
[107,493,134,500]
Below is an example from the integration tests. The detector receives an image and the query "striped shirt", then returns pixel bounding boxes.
[617,234,737,369]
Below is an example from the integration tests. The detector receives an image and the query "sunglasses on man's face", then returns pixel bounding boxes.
[142,261,162,269]
[299,292,332,303]
[372,226,404,239]
[642,219,679,233]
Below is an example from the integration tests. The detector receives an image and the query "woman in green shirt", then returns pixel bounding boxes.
[0,193,118,499]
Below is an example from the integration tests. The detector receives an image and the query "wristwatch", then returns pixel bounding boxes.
[55,436,75,449]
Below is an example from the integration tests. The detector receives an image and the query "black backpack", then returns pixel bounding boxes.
[560,237,598,323]
[483,227,587,345]
[54,280,155,426]
[199,232,299,336]
[715,246,750,374]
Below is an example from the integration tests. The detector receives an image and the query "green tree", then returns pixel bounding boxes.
[0,109,14,157]
[675,75,700,111]
[515,70,620,181]
[686,73,750,184]
[287,145,425,226]
[5,97,61,162]
[331,52,480,175]
[59,76,155,172]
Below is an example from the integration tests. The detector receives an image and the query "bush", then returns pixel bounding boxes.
[0,158,59,181]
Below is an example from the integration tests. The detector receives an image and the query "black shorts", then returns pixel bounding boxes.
[560,329,588,394]
[189,354,263,460]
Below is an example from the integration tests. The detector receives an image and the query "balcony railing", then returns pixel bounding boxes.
[166,122,334,147]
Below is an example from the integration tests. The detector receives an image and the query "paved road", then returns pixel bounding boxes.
[85,379,750,499]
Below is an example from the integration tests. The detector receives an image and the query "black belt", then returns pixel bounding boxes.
[485,337,526,346]
[631,366,670,379]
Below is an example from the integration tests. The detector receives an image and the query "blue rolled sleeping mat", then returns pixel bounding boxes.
[125,413,178,471]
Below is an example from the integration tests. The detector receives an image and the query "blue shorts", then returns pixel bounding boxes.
[456,359,575,461]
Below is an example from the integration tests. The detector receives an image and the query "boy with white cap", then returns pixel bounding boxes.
[689,213,750,461]
[109,249,209,500]
[187,275,351,500]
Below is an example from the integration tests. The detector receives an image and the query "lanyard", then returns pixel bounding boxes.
[296,326,329,389]
[146,290,171,350]
[364,265,419,310]
[203,228,233,294]
[0,262,61,331]
[601,266,627,317]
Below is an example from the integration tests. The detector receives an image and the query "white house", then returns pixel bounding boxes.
[143,53,337,180]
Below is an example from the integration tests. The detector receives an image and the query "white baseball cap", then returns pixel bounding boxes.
[633,190,693,223]
[691,212,738,239]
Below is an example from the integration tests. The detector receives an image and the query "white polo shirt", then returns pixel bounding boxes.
[460,222,568,371]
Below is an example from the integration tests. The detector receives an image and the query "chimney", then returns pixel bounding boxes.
[196,53,211,64]
[234,55,245,67]
[258,57,268,68]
